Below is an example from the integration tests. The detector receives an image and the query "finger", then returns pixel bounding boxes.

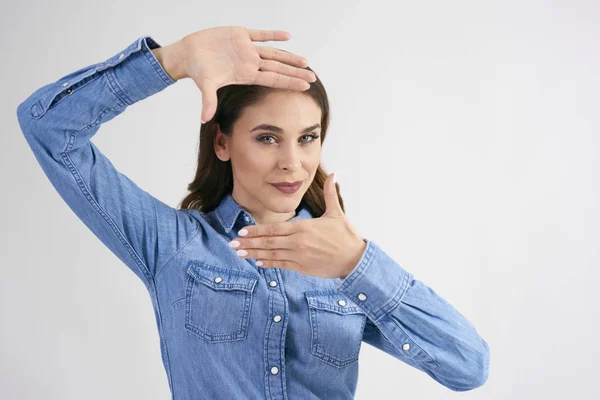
[254,71,310,91]
[238,248,294,262]
[233,234,295,251]
[245,29,292,42]
[256,46,309,69]
[194,78,218,123]
[238,220,300,238]
[258,58,316,84]
[256,259,300,271]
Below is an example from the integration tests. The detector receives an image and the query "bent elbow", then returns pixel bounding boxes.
[446,337,490,392]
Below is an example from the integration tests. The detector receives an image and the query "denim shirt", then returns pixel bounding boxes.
[16,35,490,399]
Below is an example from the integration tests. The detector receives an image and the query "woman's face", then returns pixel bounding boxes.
[214,90,322,225]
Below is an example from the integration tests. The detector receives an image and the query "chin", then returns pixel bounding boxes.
[264,194,302,212]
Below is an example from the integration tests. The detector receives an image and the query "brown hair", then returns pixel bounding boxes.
[177,65,344,218]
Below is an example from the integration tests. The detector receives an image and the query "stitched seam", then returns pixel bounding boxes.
[387,315,440,367]
[141,38,176,86]
[151,282,174,396]
[60,130,153,283]
[44,73,103,114]
[215,206,235,233]
[338,240,376,291]
[105,67,133,106]
[155,220,200,280]
[372,269,412,323]
[167,297,186,312]
[277,268,289,399]
[373,316,441,369]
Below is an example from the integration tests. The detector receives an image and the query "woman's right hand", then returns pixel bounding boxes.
[160,26,317,124]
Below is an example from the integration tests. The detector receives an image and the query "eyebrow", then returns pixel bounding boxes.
[249,123,321,134]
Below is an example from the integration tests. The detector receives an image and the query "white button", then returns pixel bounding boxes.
[337,300,346,306]
[273,315,282,322]
[402,343,411,351]
[357,293,367,301]
[214,277,223,283]
[62,82,69,87]
[118,53,125,60]
[270,366,279,375]
[269,280,277,287]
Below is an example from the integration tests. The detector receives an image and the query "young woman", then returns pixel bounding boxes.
[17,26,489,399]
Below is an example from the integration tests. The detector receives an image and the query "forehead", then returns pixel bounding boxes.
[237,91,322,130]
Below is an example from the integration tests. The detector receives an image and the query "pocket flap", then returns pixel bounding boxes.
[305,290,365,315]
[187,261,258,292]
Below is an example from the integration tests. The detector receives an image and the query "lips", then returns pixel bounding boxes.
[271,180,303,186]
[270,180,303,194]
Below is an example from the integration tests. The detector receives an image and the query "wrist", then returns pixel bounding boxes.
[341,236,367,280]
[151,41,187,81]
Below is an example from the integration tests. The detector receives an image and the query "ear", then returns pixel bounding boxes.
[213,124,231,162]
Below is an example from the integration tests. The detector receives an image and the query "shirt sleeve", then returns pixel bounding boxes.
[16,35,200,290]
[335,239,490,392]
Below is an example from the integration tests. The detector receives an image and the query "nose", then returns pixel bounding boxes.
[278,142,302,171]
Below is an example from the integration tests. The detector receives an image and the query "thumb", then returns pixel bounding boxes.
[323,172,343,217]
[195,80,218,124]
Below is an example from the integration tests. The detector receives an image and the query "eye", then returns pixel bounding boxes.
[300,133,320,144]
[257,133,320,145]
[257,135,275,144]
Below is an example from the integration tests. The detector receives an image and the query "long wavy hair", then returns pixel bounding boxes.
[177,65,344,218]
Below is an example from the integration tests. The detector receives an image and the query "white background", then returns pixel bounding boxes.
[3,0,599,398]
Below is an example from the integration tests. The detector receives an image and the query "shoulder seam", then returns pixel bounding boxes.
[154,212,201,280]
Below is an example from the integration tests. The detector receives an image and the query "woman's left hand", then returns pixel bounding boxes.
[228,173,367,279]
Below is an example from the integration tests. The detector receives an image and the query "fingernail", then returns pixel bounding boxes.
[236,249,248,256]
[228,240,240,248]
[238,229,248,236]
[256,261,263,266]
[333,173,337,184]
[201,119,205,124]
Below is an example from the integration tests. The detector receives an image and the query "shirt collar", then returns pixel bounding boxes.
[214,192,313,234]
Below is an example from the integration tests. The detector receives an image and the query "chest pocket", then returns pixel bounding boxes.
[185,261,259,343]
[305,290,367,368]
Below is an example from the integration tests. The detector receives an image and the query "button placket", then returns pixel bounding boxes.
[263,268,286,394]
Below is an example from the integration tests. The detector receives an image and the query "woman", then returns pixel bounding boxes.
[17,26,489,399]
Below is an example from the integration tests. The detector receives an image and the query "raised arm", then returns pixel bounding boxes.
[16,27,317,290]
[16,36,199,289]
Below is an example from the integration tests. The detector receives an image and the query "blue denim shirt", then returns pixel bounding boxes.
[16,35,490,399]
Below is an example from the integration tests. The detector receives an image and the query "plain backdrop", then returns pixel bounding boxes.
[2,0,599,399]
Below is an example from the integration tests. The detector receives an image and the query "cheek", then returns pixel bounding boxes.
[232,149,272,180]
[309,152,321,170]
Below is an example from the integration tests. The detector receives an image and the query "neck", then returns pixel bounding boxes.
[231,190,297,225]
